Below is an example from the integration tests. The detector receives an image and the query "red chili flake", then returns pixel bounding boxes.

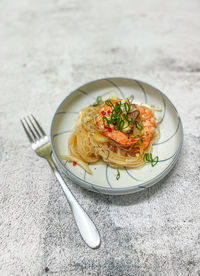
[107,127,112,132]
[101,111,106,115]
[73,161,77,166]
[104,126,108,129]
[107,110,111,114]
[117,103,120,106]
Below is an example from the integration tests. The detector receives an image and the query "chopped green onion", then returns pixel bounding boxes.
[143,153,159,167]
[103,116,110,127]
[114,101,122,113]
[135,120,143,130]
[124,102,130,112]
[91,96,102,106]
[97,96,102,104]
[118,119,125,130]
[116,169,120,180]
[152,156,158,167]
[105,100,114,107]
[123,120,131,129]
[102,99,136,132]
[111,113,117,121]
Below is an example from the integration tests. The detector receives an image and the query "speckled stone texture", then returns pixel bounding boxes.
[0,0,200,275]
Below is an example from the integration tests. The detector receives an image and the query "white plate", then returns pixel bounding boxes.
[50,77,183,195]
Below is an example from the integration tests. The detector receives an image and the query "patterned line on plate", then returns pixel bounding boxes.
[77,88,89,95]
[125,167,140,181]
[153,117,180,146]
[105,79,125,98]
[158,95,166,124]
[83,163,95,182]
[55,111,79,115]
[157,151,177,162]
[134,80,147,104]
[84,166,106,192]
[78,89,96,100]
[53,130,73,139]
[105,165,113,188]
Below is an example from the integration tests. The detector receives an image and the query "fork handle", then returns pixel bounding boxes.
[47,159,101,249]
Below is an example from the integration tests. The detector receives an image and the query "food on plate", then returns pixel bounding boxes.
[61,97,160,174]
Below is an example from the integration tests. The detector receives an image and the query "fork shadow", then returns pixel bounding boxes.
[66,156,182,207]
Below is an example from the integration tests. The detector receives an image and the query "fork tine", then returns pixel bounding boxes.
[31,115,46,137]
[20,119,34,143]
[27,115,41,139]
[24,117,37,142]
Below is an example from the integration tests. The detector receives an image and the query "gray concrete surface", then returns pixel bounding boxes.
[0,0,200,275]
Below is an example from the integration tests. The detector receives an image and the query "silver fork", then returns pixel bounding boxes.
[20,115,101,249]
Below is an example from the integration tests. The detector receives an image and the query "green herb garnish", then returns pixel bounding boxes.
[152,156,158,166]
[135,120,143,130]
[118,119,125,131]
[97,96,102,104]
[143,153,159,167]
[124,102,130,112]
[91,96,102,106]
[103,116,110,127]
[103,100,133,131]
[116,169,120,180]
[105,100,114,107]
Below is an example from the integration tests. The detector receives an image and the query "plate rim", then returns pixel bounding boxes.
[50,77,184,194]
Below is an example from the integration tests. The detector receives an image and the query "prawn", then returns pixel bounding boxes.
[102,129,141,146]
[136,106,156,149]
[96,104,140,146]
